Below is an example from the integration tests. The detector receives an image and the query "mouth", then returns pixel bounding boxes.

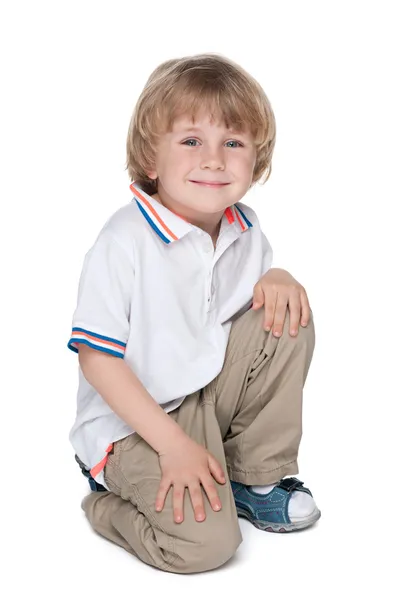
[189,180,230,188]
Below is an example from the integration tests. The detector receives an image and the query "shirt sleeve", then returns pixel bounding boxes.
[261,231,273,274]
[67,230,134,359]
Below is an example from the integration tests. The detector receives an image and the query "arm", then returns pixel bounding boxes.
[78,345,188,454]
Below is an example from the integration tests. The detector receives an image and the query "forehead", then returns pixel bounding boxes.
[170,112,250,135]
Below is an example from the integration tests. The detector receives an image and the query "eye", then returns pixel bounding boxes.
[181,138,244,148]
[226,140,243,148]
[182,138,199,146]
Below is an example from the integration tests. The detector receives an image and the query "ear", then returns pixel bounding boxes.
[147,169,157,180]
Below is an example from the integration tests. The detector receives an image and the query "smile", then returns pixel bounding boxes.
[189,181,230,188]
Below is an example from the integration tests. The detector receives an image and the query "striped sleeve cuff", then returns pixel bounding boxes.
[67,327,127,359]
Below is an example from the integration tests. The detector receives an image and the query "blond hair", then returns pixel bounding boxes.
[126,53,276,195]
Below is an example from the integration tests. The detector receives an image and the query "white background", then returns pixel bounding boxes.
[1,1,399,598]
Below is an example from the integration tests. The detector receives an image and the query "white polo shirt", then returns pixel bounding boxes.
[67,182,273,488]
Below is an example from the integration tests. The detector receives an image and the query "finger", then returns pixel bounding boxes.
[155,478,171,513]
[188,482,206,522]
[288,294,302,336]
[263,292,277,331]
[271,296,289,337]
[201,475,222,512]
[172,484,185,523]
[252,284,265,310]
[207,454,226,485]
[300,289,311,326]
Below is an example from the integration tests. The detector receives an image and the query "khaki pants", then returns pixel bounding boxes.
[82,307,315,574]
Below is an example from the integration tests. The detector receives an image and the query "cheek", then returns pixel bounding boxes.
[156,154,177,179]
[166,148,192,169]
[173,153,198,175]
[247,153,257,177]
[231,153,256,175]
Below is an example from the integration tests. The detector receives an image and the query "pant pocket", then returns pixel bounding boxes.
[104,433,140,491]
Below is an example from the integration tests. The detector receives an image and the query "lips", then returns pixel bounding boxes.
[190,180,230,186]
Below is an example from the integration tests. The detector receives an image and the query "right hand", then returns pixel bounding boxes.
[155,436,226,523]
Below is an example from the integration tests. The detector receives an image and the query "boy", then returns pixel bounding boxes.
[68,53,320,574]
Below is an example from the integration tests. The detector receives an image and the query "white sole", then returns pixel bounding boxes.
[237,506,322,533]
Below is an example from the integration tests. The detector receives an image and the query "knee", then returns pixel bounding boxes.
[183,525,242,574]
[167,516,242,574]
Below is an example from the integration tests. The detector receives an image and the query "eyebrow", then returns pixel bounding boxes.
[178,126,208,133]
[177,126,245,135]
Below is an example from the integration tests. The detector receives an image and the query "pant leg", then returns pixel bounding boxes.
[81,391,242,574]
[208,306,315,485]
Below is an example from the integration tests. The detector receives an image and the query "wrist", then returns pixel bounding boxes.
[156,422,191,456]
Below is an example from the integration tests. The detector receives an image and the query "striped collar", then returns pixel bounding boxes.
[129,182,252,245]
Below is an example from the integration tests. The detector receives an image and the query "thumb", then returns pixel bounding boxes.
[208,454,226,484]
[252,285,265,310]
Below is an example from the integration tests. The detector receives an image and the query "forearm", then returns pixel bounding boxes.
[78,346,188,454]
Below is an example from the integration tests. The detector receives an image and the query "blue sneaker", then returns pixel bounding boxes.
[231,477,321,533]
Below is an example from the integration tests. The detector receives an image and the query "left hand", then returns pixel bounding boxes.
[252,268,311,337]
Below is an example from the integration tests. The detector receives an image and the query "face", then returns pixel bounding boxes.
[147,111,257,235]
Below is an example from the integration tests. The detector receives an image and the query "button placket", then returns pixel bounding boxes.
[206,259,214,311]
[196,233,216,311]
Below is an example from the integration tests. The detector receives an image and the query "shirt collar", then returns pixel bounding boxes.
[130,182,252,245]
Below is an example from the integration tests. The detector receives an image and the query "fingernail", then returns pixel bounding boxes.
[265,325,270,331]
[215,504,221,510]
[274,331,281,337]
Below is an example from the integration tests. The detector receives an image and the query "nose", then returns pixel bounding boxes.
[200,145,225,170]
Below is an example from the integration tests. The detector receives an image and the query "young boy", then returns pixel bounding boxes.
[67,53,320,574]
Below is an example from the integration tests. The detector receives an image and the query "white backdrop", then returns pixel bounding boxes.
[1,1,398,598]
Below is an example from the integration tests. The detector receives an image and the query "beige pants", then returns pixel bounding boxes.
[82,307,315,574]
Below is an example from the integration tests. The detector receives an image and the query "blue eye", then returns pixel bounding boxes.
[181,138,243,148]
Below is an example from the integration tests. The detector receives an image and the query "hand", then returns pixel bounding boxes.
[252,268,311,337]
[155,436,226,524]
